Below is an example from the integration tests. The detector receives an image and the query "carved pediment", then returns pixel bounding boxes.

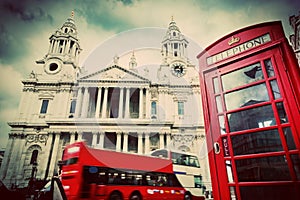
[80,65,149,82]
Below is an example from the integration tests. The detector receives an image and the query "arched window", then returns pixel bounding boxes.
[151,101,157,115]
[30,150,38,164]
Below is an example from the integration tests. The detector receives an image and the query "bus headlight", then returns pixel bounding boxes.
[63,185,70,190]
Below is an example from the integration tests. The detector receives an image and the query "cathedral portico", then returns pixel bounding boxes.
[73,83,150,121]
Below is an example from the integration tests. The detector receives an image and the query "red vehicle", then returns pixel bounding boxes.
[60,141,190,200]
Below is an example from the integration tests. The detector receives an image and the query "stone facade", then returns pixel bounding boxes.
[0,15,210,189]
[289,11,300,66]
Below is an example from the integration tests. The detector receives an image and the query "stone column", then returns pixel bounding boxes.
[48,40,53,53]
[72,43,76,56]
[99,132,105,149]
[65,40,70,54]
[144,132,150,154]
[53,41,58,53]
[57,89,68,118]
[0,135,14,179]
[166,132,171,148]
[75,87,83,118]
[77,132,83,141]
[159,132,165,149]
[16,135,26,184]
[70,132,75,144]
[56,40,60,53]
[123,132,128,152]
[118,87,124,118]
[125,88,130,118]
[95,87,102,118]
[164,90,170,121]
[145,88,150,119]
[92,132,98,147]
[101,87,108,118]
[116,132,122,152]
[48,132,60,179]
[25,89,34,119]
[138,133,143,154]
[4,135,20,186]
[42,133,53,180]
[18,89,28,119]
[161,90,166,120]
[139,88,143,119]
[61,40,66,54]
[81,87,90,118]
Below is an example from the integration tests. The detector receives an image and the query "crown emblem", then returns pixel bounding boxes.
[228,36,240,46]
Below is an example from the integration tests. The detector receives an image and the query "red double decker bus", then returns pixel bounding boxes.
[60,141,189,200]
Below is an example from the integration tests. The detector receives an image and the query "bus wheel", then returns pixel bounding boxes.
[184,193,192,200]
[109,191,123,200]
[130,192,142,200]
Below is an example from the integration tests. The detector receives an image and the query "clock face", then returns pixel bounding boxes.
[171,63,186,77]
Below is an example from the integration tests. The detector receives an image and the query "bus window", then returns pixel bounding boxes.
[145,173,181,187]
[65,157,78,165]
[171,152,200,168]
[189,156,200,168]
[146,174,167,186]
[168,174,182,187]
[150,149,168,158]
[194,175,203,188]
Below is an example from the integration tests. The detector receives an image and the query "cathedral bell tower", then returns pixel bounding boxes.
[36,11,82,82]
[158,18,191,82]
[161,17,189,64]
[0,13,83,189]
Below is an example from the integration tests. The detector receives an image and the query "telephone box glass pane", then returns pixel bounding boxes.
[229,186,237,200]
[264,58,275,78]
[231,129,283,155]
[218,115,226,134]
[228,104,276,132]
[270,80,281,99]
[224,83,269,111]
[226,160,234,183]
[235,156,291,182]
[284,127,296,150]
[213,77,220,94]
[222,62,263,91]
[240,185,298,200]
[216,95,223,113]
[290,154,300,180]
[276,102,288,123]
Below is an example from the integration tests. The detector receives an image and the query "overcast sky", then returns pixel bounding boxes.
[0,0,299,149]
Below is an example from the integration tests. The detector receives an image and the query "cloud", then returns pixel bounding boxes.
[0,64,22,149]
[0,64,22,108]
[1,1,53,23]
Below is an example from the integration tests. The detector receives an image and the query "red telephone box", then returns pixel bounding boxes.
[197,21,300,200]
